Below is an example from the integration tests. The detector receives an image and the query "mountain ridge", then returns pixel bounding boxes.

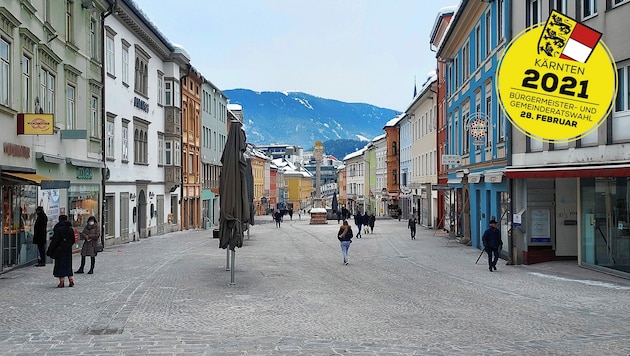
[224,89,400,152]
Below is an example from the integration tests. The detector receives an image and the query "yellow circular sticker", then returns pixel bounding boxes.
[497,11,617,142]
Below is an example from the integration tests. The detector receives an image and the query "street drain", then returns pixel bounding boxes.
[86,328,124,335]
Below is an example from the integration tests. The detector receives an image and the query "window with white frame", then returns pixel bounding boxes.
[90,96,99,137]
[164,81,172,106]
[581,0,597,19]
[122,120,129,161]
[158,133,164,165]
[550,0,566,13]
[157,72,163,106]
[612,63,630,141]
[454,57,459,88]
[66,84,75,129]
[165,140,172,165]
[174,81,180,108]
[174,140,181,166]
[89,17,97,59]
[498,101,505,142]
[40,68,55,113]
[475,25,481,67]
[122,43,129,84]
[105,28,115,76]
[485,90,493,147]
[0,39,9,106]
[612,0,630,7]
[463,109,470,154]
[526,0,542,27]
[22,54,31,112]
[106,118,114,159]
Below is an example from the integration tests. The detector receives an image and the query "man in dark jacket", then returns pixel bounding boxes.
[33,206,48,267]
[482,219,503,272]
[354,212,363,238]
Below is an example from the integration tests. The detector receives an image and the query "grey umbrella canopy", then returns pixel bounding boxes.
[332,192,338,213]
[219,121,250,251]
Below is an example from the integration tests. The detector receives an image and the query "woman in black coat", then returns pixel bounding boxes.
[33,206,48,266]
[48,215,75,287]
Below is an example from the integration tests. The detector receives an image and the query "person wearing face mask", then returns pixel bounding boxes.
[76,216,100,274]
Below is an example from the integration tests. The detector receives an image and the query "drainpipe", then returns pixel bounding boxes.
[100,0,116,248]
[505,0,516,265]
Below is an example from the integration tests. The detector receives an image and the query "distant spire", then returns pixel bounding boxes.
[413,76,417,98]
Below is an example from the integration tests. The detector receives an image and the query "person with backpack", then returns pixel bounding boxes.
[337,220,353,265]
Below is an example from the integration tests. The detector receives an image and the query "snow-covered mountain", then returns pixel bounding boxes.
[224,89,400,148]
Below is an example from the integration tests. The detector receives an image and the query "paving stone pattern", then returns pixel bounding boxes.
[1,217,629,355]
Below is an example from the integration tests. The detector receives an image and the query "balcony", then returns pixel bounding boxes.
[164,107,181,135]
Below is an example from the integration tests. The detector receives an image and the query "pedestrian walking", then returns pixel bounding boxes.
[298,209,301,220]
[336,210,341,224]
[46,215,75,288]
[288,208,293,220]
[337,220,353,265]
[369,213,376,233]
[354,213,363,238]
[362,212,370,234]
[33,206,48,267]
[76,216,100,274]
[408,214,417,239]
[397,207,402,221]
[482,219,503,272]
[274,210,282,228]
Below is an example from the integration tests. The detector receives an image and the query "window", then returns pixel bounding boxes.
[174,140,181,166]
[122,121,129,161]
[165,141,172,165]
[89,18,97,59]
[106,118,114,159]
[612,63,630,141]
[462,42,470,80]
[526,0,541,27]
[392,142,397,155]
[157,72,163,105]
[22,55,31,112]
[134,45,149,96]
[40,68,55,113]
[485,92,493,147]
[463,111,470,154]
[612,0,630,7]
[106,31,115,75]
[549,0,566,13]
[66,84,75,129]
[498,102,505,142]
[498,0,505,41]
[133,120,149,164]
[158,134,164,165]
[90,96,99,137]
[581,0,597,19]
[0,39,9,106]
[475,25,481,67]
[122,44,129,84]
[65,0,73,43]
[174,81,180,108]
[165,81,172,106]
[485,11,492,58]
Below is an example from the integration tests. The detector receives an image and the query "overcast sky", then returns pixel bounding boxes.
[132,0,459,112]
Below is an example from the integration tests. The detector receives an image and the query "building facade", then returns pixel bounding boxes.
[181,66,202,230]
[103,0,188,245]
[200,79,227,228]
[0,0,108,271]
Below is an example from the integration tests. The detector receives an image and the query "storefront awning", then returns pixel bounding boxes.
[505,164,630,179]
[1,172,70,189]
[66,158,105,168]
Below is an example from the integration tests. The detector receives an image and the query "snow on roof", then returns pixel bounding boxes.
[227,104,242,110]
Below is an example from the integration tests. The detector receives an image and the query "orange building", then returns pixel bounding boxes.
[181,66,202,229]
[384,119,401,217]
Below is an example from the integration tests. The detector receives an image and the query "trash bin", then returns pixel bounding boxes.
[212,228,219,239]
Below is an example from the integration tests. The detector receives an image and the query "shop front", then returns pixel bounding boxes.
[1,169,69,273]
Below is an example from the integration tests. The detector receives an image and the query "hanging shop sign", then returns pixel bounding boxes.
[496,10,617,142]
[17,113,54,135]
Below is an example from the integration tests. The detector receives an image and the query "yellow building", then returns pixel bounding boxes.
[250,153,267,215]
[285,170,313,211]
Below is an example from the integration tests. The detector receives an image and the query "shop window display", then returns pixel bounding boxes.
[2,185,38,268]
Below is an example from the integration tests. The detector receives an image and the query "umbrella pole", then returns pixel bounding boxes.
[226,247,230,271]
[230,250,236,285]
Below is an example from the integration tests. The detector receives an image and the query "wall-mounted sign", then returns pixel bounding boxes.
[3,142,30,158]
[441,154,461,165]
[468,115,487,146]
[17,113,54,135]
[497,10,617,142]
[134,97,149,113]
[76,167,93,180]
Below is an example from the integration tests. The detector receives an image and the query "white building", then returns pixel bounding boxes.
[103,0,189,244]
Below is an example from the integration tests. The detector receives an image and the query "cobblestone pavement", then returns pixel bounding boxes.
[1,217,629,355]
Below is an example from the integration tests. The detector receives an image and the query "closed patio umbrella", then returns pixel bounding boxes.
[331,192,338,213]
[219,121,250,284]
